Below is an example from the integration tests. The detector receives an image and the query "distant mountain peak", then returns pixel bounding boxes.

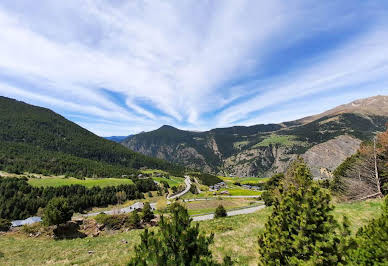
[157,125,180,131]
[299,95,388,124]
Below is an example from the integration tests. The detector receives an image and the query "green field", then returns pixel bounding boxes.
[0,199,382,265]
[225,188,262,196]
[140,169,185,187]
[253,134,299,148]
[219,176,269,185]
[28,177,134,188]
[152,176,184,187]
[185,198,262,216]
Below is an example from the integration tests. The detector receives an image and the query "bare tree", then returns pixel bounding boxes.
[341,139,384,201]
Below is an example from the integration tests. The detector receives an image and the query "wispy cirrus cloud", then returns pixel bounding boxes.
[0,1,387,136]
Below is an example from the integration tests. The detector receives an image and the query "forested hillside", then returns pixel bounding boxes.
[0,97,184,177]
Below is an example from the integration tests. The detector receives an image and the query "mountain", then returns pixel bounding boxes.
[105,136,130,143]
[122,95,388,178]
[299,95,388,124]
[0,96,183,177]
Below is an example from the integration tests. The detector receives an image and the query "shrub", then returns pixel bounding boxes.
[142,202,155,223]
[214,205,227,218]
[126,211,141,229]
[128,203,218,265]
[95,212,141,230]
[0,218,11,232]
[347,196,388,264]
[43,197,74,226]
[95,213,126,230]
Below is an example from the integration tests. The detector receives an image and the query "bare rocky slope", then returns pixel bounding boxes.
[122,96,388,178]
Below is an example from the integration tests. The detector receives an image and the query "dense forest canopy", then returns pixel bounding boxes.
[0,96,184,177]
[0,176,157,220]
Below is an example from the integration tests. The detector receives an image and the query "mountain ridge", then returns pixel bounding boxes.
[122,95,388,178]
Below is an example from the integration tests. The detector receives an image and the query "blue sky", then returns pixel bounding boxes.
[0,1,387,136]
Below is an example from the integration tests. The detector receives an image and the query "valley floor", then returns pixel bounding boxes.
[0,199,383,266]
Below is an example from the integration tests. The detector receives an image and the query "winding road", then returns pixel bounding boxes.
[167,175,191,200]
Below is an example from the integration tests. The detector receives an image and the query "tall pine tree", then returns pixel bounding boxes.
[258,159,348,265]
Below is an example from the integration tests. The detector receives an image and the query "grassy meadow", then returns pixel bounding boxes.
[0,199,383,266]
[28,177,134,188]
[152,176,184,187]
[219,176,269,184]
[184,198,261,215]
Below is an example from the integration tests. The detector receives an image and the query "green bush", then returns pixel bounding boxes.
[95,212,141,230]
[214,205,227,218]
[0,218,11,232]
[43,197,74,226]
[126,211,141,229]
[141,202,155,223]
[95,213,125,230]
[347,196,388,264]
[128,203,219,265]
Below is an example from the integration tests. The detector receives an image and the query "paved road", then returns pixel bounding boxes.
[82,203,156,217]
[167,175,191,200]
[192,205,265,221]
[219,195,260,198]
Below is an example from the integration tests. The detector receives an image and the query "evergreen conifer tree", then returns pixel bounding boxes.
[43,197,73,226]
[141,202,155,223]
[258,159,348,265]
[128,203,218,265]
[214,205,227,218]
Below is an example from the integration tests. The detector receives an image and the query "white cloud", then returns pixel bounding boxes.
[0,1,387,135]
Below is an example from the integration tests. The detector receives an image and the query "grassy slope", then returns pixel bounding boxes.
[28,177,134,188]
[0,199,382,265]
[185,198,261,216]
[152,176,184,187]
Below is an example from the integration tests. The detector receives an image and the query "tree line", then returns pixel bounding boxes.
[0,177,157,220]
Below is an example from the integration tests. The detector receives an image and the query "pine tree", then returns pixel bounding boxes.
[258,159,347,265]
[42,197,73,226]
[127,211,141,229]
[128,203,218,265]
[214,205,227,218]
[141,202,155,223]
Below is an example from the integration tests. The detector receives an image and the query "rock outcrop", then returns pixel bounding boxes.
[302,135,362,179]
